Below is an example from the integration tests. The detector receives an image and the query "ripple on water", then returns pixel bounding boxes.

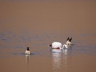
[0,31,96,58]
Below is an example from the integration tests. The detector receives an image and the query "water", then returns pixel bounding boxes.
[0,0,96,72]
[0,31,96,72]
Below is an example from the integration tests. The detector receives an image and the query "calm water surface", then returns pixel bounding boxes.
[0,31,96,72]
[0,0,96,72]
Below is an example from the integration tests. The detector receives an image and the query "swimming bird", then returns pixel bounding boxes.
[49,37,72,49]
[66,37,72,45]
[49,42,69,49]
[49,42,62,49]
[62,44,69,49]
[25,47,31,55]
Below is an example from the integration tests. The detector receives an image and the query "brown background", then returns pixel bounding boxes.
[0,0,96,72]
[0,0,96,33]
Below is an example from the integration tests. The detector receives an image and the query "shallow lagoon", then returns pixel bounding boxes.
[0,31,96,72]
[0,0,96,72]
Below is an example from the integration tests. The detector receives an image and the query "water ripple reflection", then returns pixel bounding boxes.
[52,49,62,70]
[25,55,30,72]
[63,49,68,72]
[51,49,68,72]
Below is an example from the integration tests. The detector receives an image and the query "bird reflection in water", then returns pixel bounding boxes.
[25,55,30,72]
[63,48,68,72]
[51,48,68,71]
[52,49,62,70]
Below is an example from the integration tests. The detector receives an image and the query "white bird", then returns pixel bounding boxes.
[49,42,68,49]
[49,37,72,49]
[25,47,31,55]
[49,42,62,49]
[62,44,69,49]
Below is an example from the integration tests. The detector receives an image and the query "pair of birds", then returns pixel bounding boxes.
[25,37,72,55]
[49,37,72,49]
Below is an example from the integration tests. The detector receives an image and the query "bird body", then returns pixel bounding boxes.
[66,37,72,45]
[50,42,62,49]
[66,41,72,45]
[25,50,31,55]
[49,42,68,49]
[25,47,31,55]
[62,44,69,48]
[49,37,72,49]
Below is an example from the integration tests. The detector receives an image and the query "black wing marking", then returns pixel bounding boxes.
[67,37,69,41]
[69,37,72,42]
